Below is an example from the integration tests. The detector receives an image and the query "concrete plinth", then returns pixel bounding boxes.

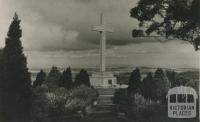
[90,71,117,88]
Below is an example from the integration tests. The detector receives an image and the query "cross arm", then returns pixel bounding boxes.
[92,26,114,33]
[92,26,105,32]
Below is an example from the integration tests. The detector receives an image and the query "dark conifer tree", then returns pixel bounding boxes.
[154,68,170,101]
[0,50,4,121]
[74,74,81,87]
[128,68,141,95]
[74,69,90,87]
[166,70,177,87]
[65,67,73,89]
[59,70,66,87]
[46,66,61,87]
[59,67,73,89]
[33,69,46,87]
[141,72,156,100]
[0,13,31,122]
[0,50,3,84]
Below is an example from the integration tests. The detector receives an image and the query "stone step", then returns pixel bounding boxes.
[97,88,117,91]
[95,105,115,110]
[98,101,113,105]
[98,102,113,105]
[90,105,115,114]
[99,95,113,99]
[98,99,113,104]
[98,95,114,105]
[89,110,115,116]
[95,88,116,106]
[97,88,116,95]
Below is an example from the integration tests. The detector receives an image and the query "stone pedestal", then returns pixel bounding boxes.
[90,72,117,88]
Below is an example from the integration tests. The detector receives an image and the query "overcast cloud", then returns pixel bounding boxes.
[0,0,198,68]
[0,0,140,50]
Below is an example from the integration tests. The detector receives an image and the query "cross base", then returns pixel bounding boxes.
[90,71,117,88]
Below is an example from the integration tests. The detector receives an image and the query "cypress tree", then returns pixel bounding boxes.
[59,70,66,87]
[0,50,4,121]
[127,68,141,95]
[141,72,156,100]
[1,13,31,122]
[33,69,46,87]
[0,50,2,87]
[154,68,170,101]
[46,66,61,87]
[74,69,90,87]
[166,70,177,87]
[59,67,73,89]
[65,67,73,89]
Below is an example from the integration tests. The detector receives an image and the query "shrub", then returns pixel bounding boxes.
[32,85,69,122]
[31,85,51,122]
[65,85,98,111]
[46,87,70,116]
[113,89,160,120]
[32,85,98,121]
[127,93,159,119]
[112,89,132,112]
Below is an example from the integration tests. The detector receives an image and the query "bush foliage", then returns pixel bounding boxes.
[31,85,98,122]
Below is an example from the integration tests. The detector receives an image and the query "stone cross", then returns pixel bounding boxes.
[92,13,114,72]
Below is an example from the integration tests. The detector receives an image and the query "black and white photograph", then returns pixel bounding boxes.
[0,0,199,122]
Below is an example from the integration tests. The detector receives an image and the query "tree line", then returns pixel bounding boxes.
[33,67,91,89]
[113,67,198,120]
[127,68,171,102]
[125,67,197,102]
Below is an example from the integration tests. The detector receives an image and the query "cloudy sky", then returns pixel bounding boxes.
[0,0,199,69]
